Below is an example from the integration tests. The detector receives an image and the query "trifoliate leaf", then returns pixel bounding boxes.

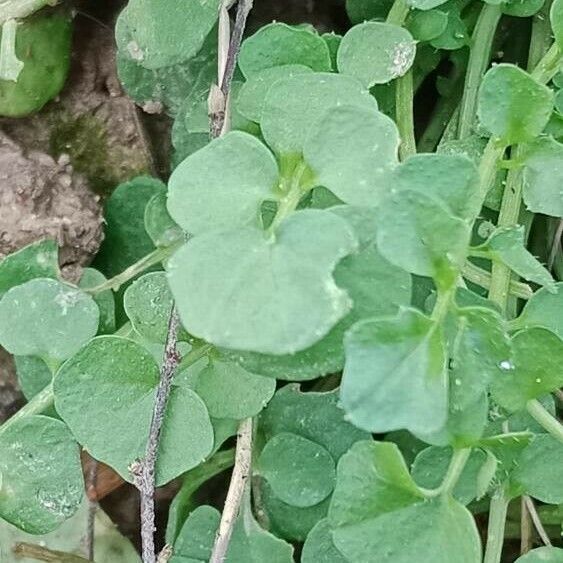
[491,328,563,412]
[430,10,469,50]
[190,356,275,419]
[477,64,553,145]
[338,22,416,87]
[475,226,555,289]
[237,64,313,123]
[144,192,183,249]
[341,308,448,435]
[411,447,487,504]
[261,72,378,155]
[258,433,336,508]
[407,9,449,41]
[115,0,220,70]
[0,12,71,117]
[304,105,399,206]
[54,336,214,486]
[167,131,279,235]
[0,416,83,534]
[0,239,59,298]
[391,153,480,221]
[79,268,116,335]
[376,189,471,283]
[513,435,563,504]
[239,23,331,78]
[302,519,347,563]
[0,279,99,363]
[522,137,563,217]
[167,209,357,355]
[512,282,563,338]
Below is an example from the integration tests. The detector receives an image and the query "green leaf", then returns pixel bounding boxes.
[79,268,116,335]
[168,132,279,235]
[346,0,395,23]
[449,307,511,410]
[411,446,487,504]
[0,239,59,298]
[513,435,563,504]
[376,190,471,283]
[54,336,214,485]
[476,226,555,289]
[516,547,563,562]
[0,416,83,534]
[190,356,275,419]
[522,137,563,217]
[261,72,378,155]
[477,64,553,145]
[502,0,545,17]
[551,0,563,49]
[304,105,399,206]
[94,176,166,278]
[333,496,481,562]
[117,25,217,117]
[391,153,480,221]
[328,441,423,525]
[260,385,370,461]
[513,282,563,338]
[430,10,469,50]
[115,0,220,70]
[144,192,183,249]
[258,433,336,508]
[14,355,53,402]
[239,23,331,78]
[408,0,450,10]
[407,9,449,41]
[167,209,357,354]
[302,519,347,563]
[222,208,411,380]
[341,308,448,434]
[173,504,294,562]
[237,64,313,123]
[0,12,71,117]
[337,22,416,87]
[0,279,99,363]
[124,272,185,344]
[322,32,342,70]
[491,328,563,412]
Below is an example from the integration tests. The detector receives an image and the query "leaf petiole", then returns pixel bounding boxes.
[423,447,473,498]
[0,382,54,436]
[526,399,563,444]
[483,487,510,563]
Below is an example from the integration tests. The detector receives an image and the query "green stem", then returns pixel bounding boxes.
[478,140,506,200]
[439,448,472,496]
[483,487,510,563]
[85,244,178,294]
[431,288,454,322]
[386,0,409,25]
[396,70,416,160]
[458,3,502,139]
[176,343,213,373]
[526,399,563,443]
[461,261,533,299]
[0,383,54,436]
[531,42,562,84]
[0,0,57,23]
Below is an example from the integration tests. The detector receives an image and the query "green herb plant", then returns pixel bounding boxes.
[0,0,563,561]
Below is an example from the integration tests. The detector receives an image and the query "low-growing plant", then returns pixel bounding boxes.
[0,0,563,561]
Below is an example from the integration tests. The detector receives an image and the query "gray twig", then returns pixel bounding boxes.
[523,495,552,547]
[209,418,253,563]
[133,307,181,563]
[85,459,98,561]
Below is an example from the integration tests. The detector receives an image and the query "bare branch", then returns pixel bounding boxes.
[209,418,253,563]
[520,497,533,555]
[12,543,89,563]
[133,307,181,563]
[84,459,98,561]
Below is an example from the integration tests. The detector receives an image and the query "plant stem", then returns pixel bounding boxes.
[210,418,253,563]
[386,0,409,25]
[0,0,57,24]
[439,448,472,496]
[396,70,416,160]
[0,383,54,436]
[526,399,563,443]
[483,487,510,563]
[478,140,506,200]
[458,3,502,139]
[86,245,177,294]
[530,42,562,84]
[12,543,89,562]
[523,495,552,546]
[462,261,533,299]
[132,308,182,563]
